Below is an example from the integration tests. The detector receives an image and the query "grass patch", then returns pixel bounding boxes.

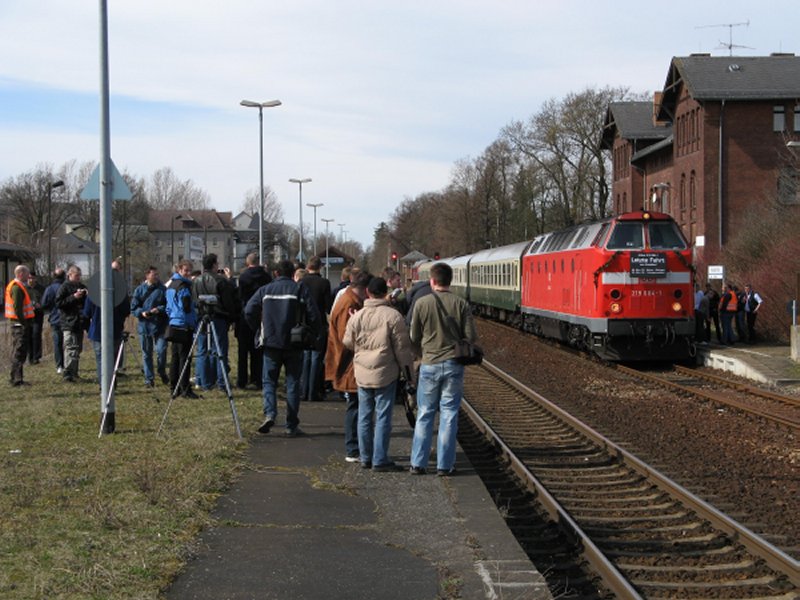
[0,343,264,599]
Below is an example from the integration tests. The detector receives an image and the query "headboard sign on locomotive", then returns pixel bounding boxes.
[630,252,667,278]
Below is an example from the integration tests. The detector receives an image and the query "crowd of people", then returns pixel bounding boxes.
[693,281,764,345]
[5,254,478,475]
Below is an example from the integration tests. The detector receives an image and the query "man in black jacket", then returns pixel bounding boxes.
[300,256,332,401]
[41,268,66,374]
[245,260,321,436]
[235,252,271,389]
[192,253,239,391]
[55,266,88,382]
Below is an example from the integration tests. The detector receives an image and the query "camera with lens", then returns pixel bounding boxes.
[197,294,219,318]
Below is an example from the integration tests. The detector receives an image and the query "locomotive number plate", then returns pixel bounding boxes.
[630,252,667,278]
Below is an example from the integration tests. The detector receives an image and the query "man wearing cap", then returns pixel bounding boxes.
[6,265,35,386]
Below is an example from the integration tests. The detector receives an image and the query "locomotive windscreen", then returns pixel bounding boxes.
[606,223,644,249]
[647,222,687,250]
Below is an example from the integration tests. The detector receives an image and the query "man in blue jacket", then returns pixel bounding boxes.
[245,260,321,436]
[166,260,199,398]
[131,266,168,388]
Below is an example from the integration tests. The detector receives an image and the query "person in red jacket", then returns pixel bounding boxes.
[5,264,35,386]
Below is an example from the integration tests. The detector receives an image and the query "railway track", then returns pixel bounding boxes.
[616,364,800,430]
[461,360,800,599]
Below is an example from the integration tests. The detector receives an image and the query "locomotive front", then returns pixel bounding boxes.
[592,211,694,360]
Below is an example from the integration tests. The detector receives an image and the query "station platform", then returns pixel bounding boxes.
[696,341,800,387]
[166,401,552,600]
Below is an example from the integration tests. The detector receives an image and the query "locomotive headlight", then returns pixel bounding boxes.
[672,302,683,312]
[610,302,622,314]
[610,288,622,300]
[673,289,683,299]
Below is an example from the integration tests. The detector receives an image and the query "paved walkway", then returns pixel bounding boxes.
[166,401,551,600]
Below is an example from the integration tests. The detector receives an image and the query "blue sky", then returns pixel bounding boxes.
[1,1,796,249]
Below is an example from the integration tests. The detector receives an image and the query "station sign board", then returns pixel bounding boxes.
[708,265,725,280]
[630,252,667,278]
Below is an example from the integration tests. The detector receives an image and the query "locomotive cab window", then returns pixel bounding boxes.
[606,223,644,250]
[647,222,687,250]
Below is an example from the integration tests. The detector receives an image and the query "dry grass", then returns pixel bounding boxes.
[0,332,263,599]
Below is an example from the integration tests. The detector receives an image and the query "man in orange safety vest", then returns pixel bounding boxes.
[5,264,35,386]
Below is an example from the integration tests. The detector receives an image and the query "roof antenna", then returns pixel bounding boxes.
[695,20,752,56]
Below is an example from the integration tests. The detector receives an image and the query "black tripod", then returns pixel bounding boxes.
[157,315,242,438]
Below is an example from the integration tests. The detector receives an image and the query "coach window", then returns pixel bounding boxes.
[571,258,575,273]
[561,259,564,273]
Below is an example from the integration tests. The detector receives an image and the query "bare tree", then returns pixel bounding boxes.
[145,167,210,210]
[503,86,633,228]
[239,186,283,223]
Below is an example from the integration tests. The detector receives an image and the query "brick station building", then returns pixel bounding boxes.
[603,54,800,259]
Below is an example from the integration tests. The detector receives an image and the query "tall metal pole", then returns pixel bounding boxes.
[321,217,334,280]
[98,0,114,433]
[289,178,311,262]
[241,100,281,265]
[306,202,323,256]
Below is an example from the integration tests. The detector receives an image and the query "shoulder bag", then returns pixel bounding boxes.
[431,293,483,365]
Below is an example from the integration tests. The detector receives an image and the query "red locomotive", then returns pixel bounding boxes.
[426,211,695,361]
[520,211,694,360]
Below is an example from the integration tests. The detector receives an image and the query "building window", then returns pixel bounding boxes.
[774,105,786,132]
[795,105,800,133]
[689,171,696,208]
[679,174,686,211]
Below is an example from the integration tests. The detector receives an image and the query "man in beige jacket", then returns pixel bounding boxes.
[344,277,415,471]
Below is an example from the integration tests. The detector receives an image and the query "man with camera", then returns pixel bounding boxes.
[244,260,321,437]
[192,254,239,392]
[55,265,88,382]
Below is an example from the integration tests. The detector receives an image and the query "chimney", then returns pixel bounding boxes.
[653,92,668,126]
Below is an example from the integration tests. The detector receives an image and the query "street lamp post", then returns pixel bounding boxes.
[240,99,282,265]
[321,217,335,280]
[170,214,184,267]
[289,178,312,262]
[306,202,323,256]
[47,179,64,276]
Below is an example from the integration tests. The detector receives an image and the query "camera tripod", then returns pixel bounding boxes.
[98,331,142,437]
[157,315,242,439]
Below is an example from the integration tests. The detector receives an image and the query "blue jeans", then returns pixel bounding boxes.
[411,360,465,472]
[262,347,303,431]
[140,331,167,384]
[196,317,229,389]
[301,349,325,401]
[721,312,736,344]
[91,339,122,382]
[50,324,64,370]
[357,381,397,466]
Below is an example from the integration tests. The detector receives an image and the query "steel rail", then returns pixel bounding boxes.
[475,359,800,588]
[615,363,800,430]
[460,392,644,599]
[674,364,800,407]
